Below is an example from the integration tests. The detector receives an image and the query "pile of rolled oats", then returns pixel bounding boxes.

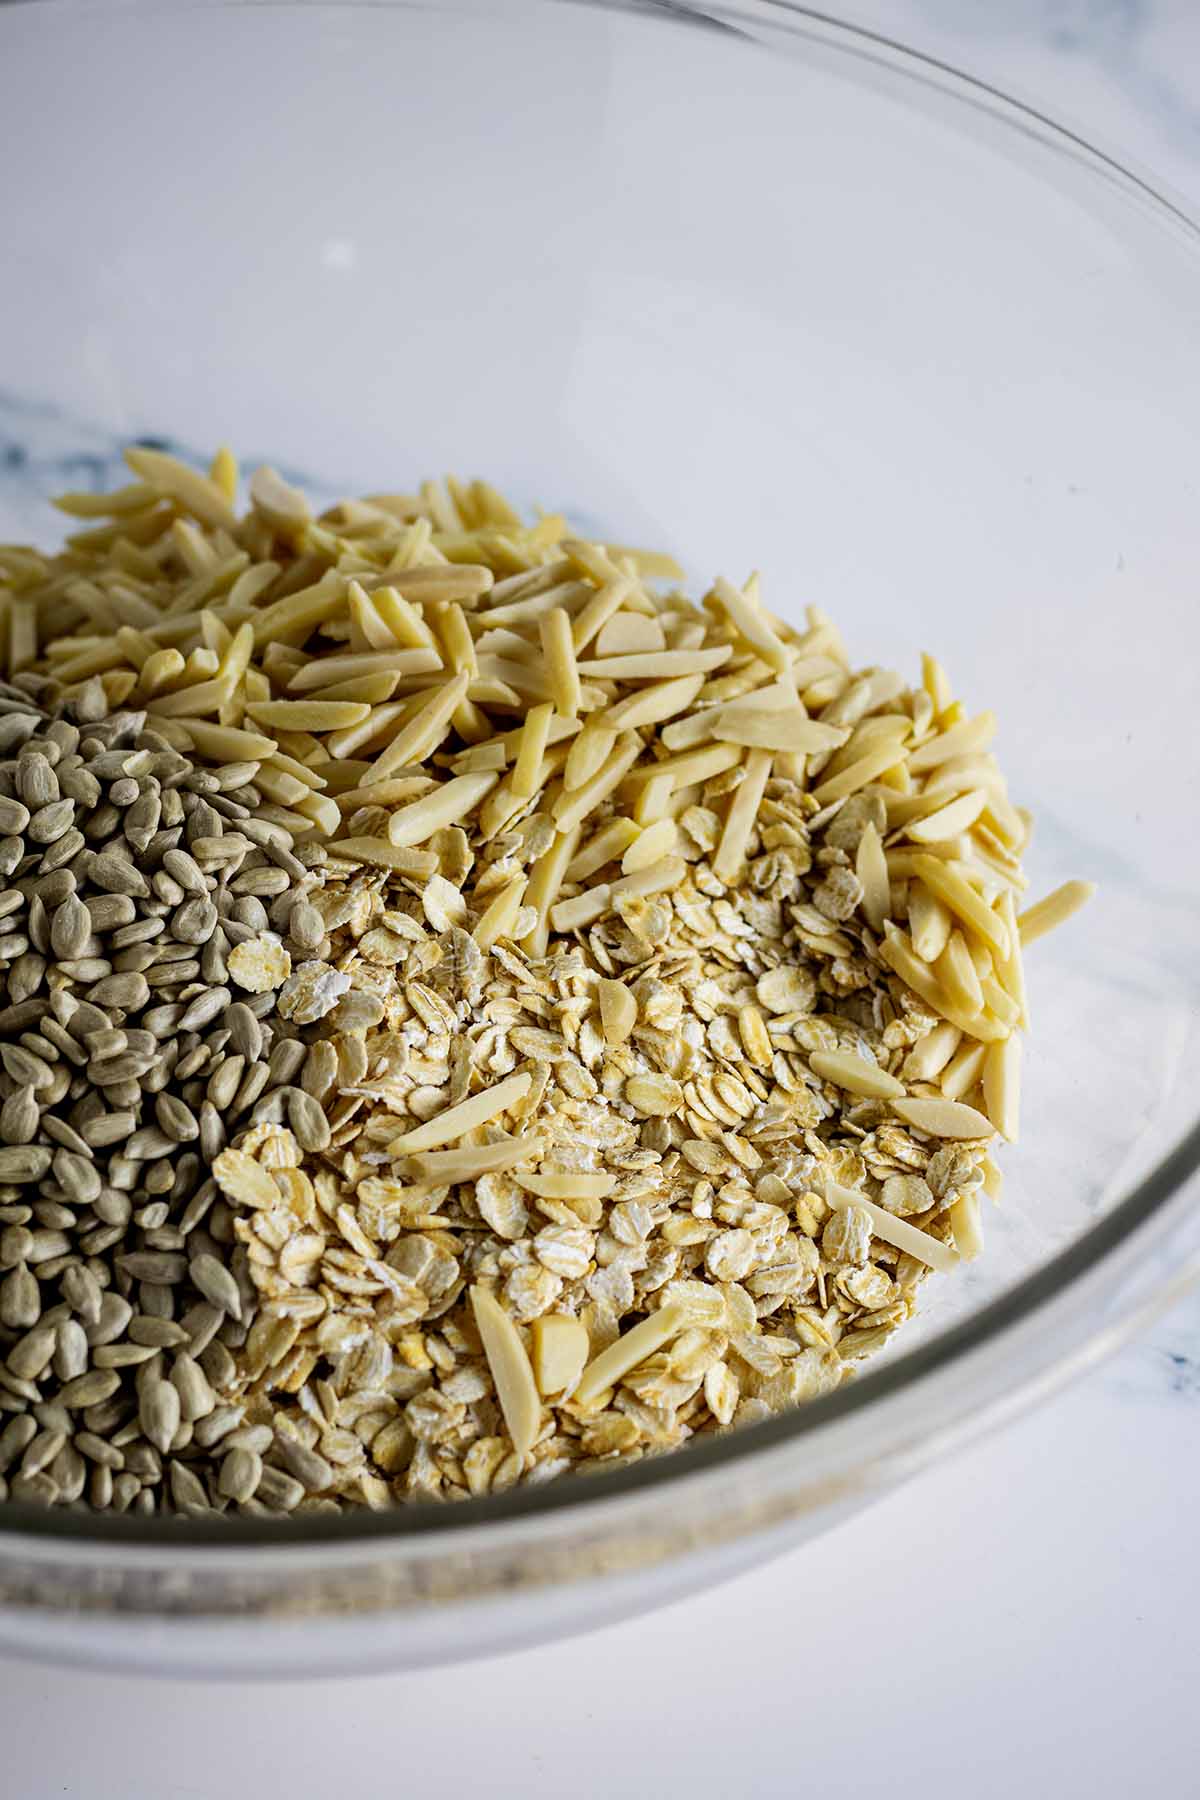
[0,450,1091,1513]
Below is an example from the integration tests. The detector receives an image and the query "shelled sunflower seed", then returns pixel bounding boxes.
[0,681,344,1514]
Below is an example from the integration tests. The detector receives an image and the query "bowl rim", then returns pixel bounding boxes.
[2,0,1199,1553]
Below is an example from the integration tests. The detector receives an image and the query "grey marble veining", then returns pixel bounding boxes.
[0,387,317,544]
[916,0,1200,145]
[844,0,1200,199]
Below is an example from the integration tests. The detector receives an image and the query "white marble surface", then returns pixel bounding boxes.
[1,1367,1197,1797]
[0,5,1198,1795]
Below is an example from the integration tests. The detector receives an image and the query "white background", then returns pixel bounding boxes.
[3,5,1199,1795]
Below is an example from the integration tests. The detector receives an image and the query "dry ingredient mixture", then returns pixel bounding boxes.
[0,449,1092,1515]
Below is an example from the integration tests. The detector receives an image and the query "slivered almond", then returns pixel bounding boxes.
[391,562,494,603]
[124,446,237,533]
[856,821,890,932]
[367,671,471,783]
[325,699,415,761]
[921,650,953,714]
[217,620,254,684]
[907,710,997,773]
[325,837,439,876]
[660,707,720,753]
[910,854,1010,955]
[994,890,1030,1029]
[564,720,617,793]
[981,1155,1004,1200]
[521,826,582,956]
[438,601,478,679]
[574,1304,689,1405]
[565,818,641,883]
[551,735,642,835]
[333,774,441,812]
[250,572,347,651]
[576,647,732,678]
[825,1183,958,1273]
[621,818,677,874]
[569,576,633,651]
[810,739,908,807]
[511,702,554,800]
[891,1096,994,1139]
[713,748,771,884]
[625,741,743,794]
[550,886,610,932]
[809,1050,905,1101]
[950,1191,984,1261]
[820,714,910,782]
[712,575,790,674]
[287,649,441,690]
[469,1285,541,1458]
[146,675,238,718]
[531,1315,590,1399]
[607,856,686,907]
[540,607,581,717]
[602,543,685,580]
[935,930,984,1013]
[372,586,439,650]
[594,611,665,657]
[488,559,574,605]
[903,1021,961,1082]
[484,579,593,630]
[879,924,1006,1041]
[981,976,1020,1028]
[907,788,988,842]
[597,979,638,1045]
[348,581,398,651]
[248,464,310,533]
[519,1170,617,1200]
[293,789,341,835]
[1017,880,1095,946]
[909,882,953,963]
[633,770,675,827]
[391,1073,533,1152]
[479,748,569,839]
[408,1136,544,1181]
[711,707,848,754]
[246,699,371,730]
[940,1040,987,1101]
[301,671,400,706]
[983,1035,1021,1142]
[255,763,315,808]
[980,788,1027,850]
[606,673,705,730]
[455,712,579,771]
[473,874,528,950]
[168,719,276,760]
[386,770,498,845]
[452,740,519,775]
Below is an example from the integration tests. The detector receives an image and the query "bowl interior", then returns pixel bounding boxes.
[1,0,1199,1439]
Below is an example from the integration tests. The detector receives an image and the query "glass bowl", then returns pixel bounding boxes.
[1,0,1198,1678]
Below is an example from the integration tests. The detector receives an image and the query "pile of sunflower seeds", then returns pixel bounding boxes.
[0,678,340,1514]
